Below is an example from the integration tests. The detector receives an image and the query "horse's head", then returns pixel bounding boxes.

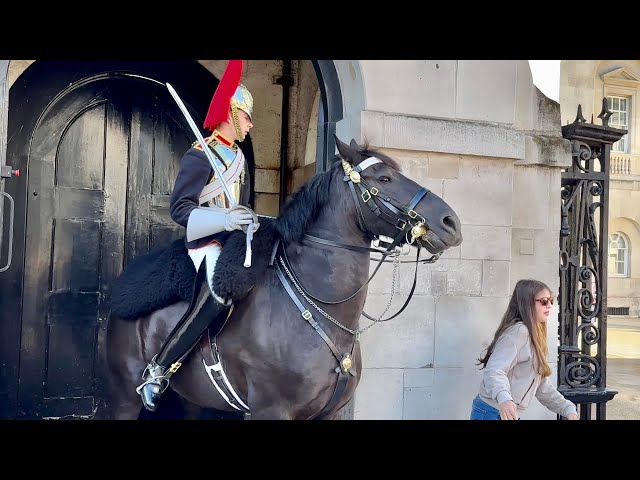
[335,136,462,254]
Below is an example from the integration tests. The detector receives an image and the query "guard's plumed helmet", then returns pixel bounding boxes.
[203,60,254,141]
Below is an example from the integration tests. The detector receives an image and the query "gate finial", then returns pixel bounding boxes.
[597,98,613,127]
[573,104,586,124]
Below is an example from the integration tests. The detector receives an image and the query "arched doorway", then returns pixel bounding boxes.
[0,60,256,419]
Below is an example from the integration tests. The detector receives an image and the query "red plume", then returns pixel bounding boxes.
[203,60,244,131]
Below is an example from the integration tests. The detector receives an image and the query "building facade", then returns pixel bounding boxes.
[560,61,640,319]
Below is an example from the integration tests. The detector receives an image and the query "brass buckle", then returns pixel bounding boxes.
[362,190,371,202]
[340,354,353,373]
[370,187,379,196]
[169,362,182,374]
[302,310,312,320]
[408,210,418,219]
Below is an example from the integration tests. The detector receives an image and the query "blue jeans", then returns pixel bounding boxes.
[470,394,501,420]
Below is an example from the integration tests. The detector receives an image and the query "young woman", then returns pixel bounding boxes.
[470,279,579,420]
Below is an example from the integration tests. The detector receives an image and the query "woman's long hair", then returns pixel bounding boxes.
[476,279,552,377]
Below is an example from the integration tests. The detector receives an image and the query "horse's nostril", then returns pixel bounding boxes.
[441,214,462,243]
[442,215,458,232]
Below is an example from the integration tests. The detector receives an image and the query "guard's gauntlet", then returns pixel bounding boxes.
[186,205,257,242]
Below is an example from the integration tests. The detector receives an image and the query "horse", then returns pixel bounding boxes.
[105,136,463,420]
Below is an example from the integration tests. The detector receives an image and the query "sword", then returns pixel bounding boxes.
[166,82,237,207]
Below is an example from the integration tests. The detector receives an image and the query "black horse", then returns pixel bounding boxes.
[106,136,463,420]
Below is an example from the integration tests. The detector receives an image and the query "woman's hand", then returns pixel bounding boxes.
[498,400,518,420]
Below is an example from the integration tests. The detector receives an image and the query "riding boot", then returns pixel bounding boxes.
[136,261,232,412]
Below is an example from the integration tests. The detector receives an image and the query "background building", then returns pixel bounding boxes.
[560,60,640,320]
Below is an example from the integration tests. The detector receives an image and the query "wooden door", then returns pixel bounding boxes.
[18,74,192,418]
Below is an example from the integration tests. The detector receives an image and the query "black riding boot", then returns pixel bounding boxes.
[136,262,232,412]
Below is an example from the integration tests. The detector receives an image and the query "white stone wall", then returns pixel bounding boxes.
[337,60,570,420]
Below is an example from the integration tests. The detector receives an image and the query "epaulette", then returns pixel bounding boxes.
[192,136,215,151]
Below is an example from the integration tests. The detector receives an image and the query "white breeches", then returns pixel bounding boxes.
[188,242,228,303]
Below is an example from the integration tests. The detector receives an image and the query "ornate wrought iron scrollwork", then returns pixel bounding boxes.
[559,143,604,390]
[571,141,601,173]
[563,354,600,388]
[558,101,626,418]
[578,320,600,345]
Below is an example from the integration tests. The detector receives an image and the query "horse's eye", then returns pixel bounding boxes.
[379,176,391,183]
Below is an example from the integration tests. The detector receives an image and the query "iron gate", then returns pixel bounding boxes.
[558,99,627,420]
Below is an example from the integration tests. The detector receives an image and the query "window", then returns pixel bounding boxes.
[607,95,629,153]
[601,67,638,154]
[608,232,629,277]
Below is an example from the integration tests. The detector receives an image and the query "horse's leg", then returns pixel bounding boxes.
[106,360,145,420]
[247,406,294,420]
[107,360,148,420]
[106,314,156,420]
[110,388,143,420]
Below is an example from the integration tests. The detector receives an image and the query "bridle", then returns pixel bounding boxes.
[273,155,443,325]
[341,156,433,253]
[298,156,441,314]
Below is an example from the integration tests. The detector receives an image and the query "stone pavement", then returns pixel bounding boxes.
[605,316,640,420]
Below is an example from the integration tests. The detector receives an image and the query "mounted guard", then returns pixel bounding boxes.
[136,60,259,412]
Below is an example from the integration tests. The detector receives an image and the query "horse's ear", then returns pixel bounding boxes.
[334,135,355,162]
[349,139,360,149]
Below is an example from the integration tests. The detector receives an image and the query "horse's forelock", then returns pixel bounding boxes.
[354,142,400,171]
[361,150,400,171]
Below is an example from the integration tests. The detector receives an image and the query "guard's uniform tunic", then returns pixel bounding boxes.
[169,132,251,251]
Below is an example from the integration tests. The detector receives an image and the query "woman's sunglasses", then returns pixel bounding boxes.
[535,297,555,307]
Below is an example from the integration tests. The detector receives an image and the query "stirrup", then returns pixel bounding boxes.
[135,357,171,411]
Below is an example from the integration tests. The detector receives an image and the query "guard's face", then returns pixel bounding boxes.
[237,109,254,138]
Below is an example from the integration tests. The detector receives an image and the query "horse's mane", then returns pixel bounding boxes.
[274,143,400,244]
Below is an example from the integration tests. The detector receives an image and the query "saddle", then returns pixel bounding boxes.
[109,219,278,321]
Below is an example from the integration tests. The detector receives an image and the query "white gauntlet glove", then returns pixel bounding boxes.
[186,205,259,242]
[224,206,256,232]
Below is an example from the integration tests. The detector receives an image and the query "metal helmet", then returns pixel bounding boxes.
[203,60,254,141]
